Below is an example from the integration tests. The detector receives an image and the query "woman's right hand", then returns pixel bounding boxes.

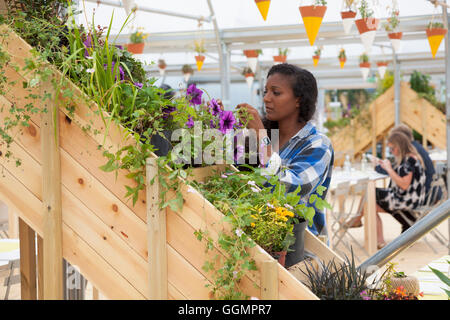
[236,103,264,131]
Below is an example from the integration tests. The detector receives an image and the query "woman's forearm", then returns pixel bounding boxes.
[387,169,412,191]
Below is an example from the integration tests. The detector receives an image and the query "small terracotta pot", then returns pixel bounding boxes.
[273,55,287,63]
[341,10,356,19]
[244,50,259,58]
[272,251,287,267]
[299,5,327,18]
[360,62,371,68]
[426,27,448,38]
[355,17,379,34]
[388,32,403,40]
[195,55,205,62]
[244,73,254,78]
[127,42,145,54]
[377,61,388,67]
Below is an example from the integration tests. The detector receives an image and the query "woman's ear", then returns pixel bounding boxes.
[296,98,301,108]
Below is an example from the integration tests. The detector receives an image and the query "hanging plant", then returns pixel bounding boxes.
[158,59,167,76]
[127,29,148,54]
[338,48,346,69]
[340,0,357,34]
[355,0,379,54]
[254,0,271,21]
[273,48,288,64]
[244,49,262,73]
[359,53,371,81]
[194,39,206,71]
[242,67,255,89]
[376,61,388,79]
[299,0,328,46]
[384,8,402,53]
[312,47,322,67]
[426,21,447,59]
[182,64,194,82]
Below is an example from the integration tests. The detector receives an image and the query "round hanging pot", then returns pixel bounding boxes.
[273,55,287,65]
[426,27,447,58]
[341,10,357,34]
[299,5,327,46]
[390,275,420,296]
[355,17,380,54]
[376,61,388,79]
[245,73,254,89]
[254,0,271,21]
[127,42,145,54]
[312,55,320,67]
[388,32,403,53]
[339,57,346,69]
[359,62,371,81]
[195,55,205,71]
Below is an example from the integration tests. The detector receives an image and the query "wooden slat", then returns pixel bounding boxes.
[261,260,278,300]
[37,235,44,300]
[19,218,37,300]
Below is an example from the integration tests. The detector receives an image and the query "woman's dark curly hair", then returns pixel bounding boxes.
[263,64,318,133]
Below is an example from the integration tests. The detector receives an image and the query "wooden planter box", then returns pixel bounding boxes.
[0,26,342,300]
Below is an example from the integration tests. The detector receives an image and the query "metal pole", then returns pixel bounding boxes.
[85,0,212,22]
[358,199,450,273]
[393,53,401,126]
[317,87,326,133]
[443,0,450,255]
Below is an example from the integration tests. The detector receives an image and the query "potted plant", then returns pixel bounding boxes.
[338,48,346,69]
[127,29,148,54]
[254,0,271,21]
[242,67,255,89]
[359,53,370,81]
[376,61,388,79]
[182,64,194,83]
[243,49,262,73]
[340,0,357,34]
[312,47,322,67]
[355,0,379,53]
[194,39,206,71]
[426,21,447,58]
[299,0,327,46]
[384,9,402,53]
[158,59,167,76]
[273,48,288,65]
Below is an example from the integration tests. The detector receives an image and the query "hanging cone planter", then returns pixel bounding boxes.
[312,55,320,67]
[359,62,371,81]
[195,55,205,71]
[388,32,403,53]
[355,18,379,53]
[122,0,136,15]
[339,58,346,69]
[245,73,255,89]
[273,55,287,65]
[158,59,167,76]
[127,42,145,54]
[341,10,357,34]
[299,5,327,46]
[254,0,271,21]
[244,50,260,73]
[426,27,447,58]
[376,61,388,79]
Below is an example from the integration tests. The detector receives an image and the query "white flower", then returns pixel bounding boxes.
[250,187,260,193]
[232,271,238,279]
[284,204,294,210]
[266,202,274,209]
[221,174,228,178]
[86,56,94,60]
[235,228,244,237]
[187,186,196,193]
[247,180,256,187]
[86,68,95,73]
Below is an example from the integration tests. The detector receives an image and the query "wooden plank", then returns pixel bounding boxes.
[18,218,37,300]
[261,260,278,300]
[40,80,64,300]
[304,230,344,265]
[364,180,377,255]
[8,211,19,238]
[146,158,168,299]
[37,235,44,300]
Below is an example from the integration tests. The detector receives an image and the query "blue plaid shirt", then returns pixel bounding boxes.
[271,121,334,236]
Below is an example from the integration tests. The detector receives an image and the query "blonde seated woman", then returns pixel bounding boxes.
[346,131,427,249]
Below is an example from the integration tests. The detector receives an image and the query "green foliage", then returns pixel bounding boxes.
[129,30,148,44]
[314,0,327,6]
[241,67,253,76]
[338,48,346,60]
[428,21,445,29]
[358,0,374,19]
[374,70,394,98]
[182,64,194,74]
[409,70,445,113]
[429,260,450,298]
[359,53,369,63]
[278,48,289,56]
[383,12,400,32]
[314,47,322,57]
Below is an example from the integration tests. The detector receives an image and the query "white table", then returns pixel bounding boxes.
[429,150,447,163]
[329,169,389,255]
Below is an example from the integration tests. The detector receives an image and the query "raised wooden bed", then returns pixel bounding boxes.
[0,26,341,300]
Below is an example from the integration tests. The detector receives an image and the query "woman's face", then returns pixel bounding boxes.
[388,142,400,157]
[263,73,300,122]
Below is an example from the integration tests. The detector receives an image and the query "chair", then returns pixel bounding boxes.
[395,174,448,253]
[0,258,20,300]
[329,179,370,262]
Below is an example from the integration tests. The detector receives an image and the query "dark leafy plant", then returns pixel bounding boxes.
[409,70,445,113]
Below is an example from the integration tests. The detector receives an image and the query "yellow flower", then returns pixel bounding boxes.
[136,32,141,36]
[250,214,257,220]
[285,211,294,218]
[251,223,255,227]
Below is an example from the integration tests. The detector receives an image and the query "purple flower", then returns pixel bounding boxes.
[210,119,216,128]
[115,44,124,50]
[83,34,93,57]
[186,84,203,106]
[162,105,176,119]
[186,115,194,128]
[208,99,222,116]
[219,110,236,134]
[104,62,125,81]
[134,82,143,89]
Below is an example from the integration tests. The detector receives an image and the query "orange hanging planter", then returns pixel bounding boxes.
[339,57,346,69]
[388,32,403,53]
[254,0,271,21]
[195,55,205,71]
[355,17,379,53]
[341,10,357,34]
[312,55,320,67]
[376,61,388,79]
[127,42,145,54]
[299,5,327,46]
[426,26,447,58]
[359,62,371,81]
[273,55,287,64]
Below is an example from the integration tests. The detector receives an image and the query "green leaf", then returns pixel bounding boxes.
[429,266,450,287]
